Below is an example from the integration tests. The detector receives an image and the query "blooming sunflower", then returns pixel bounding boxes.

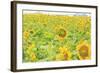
[58,28,66,38]
[28,42,35,50]
[55,53,65,61]
[23,31,29,40]
[25,42,35,57]
[30,52,36,61]
[54,26,67,41]
[26,48,36,62]
[56,47,71,61]
[76,42,91,60]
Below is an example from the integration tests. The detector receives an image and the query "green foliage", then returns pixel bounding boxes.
[22,13,91,62]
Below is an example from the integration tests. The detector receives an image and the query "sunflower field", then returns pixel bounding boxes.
[22,13,91,62]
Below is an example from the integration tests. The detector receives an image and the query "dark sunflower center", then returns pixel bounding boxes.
[64,53,68,60]
[79,45,89,58]
[58,29,66,38]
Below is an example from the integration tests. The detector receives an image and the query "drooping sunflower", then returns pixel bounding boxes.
[76,42,91,60]
[55,47,71,61]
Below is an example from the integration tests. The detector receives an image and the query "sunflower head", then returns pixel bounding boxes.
[57,28,66,38]
[76,42,91,60]
[28,42,35,50]
[30,52,36,61]
[55,26,67,41]
[23,31,29,40]
[55,47,71,61]
[25,48,36,62]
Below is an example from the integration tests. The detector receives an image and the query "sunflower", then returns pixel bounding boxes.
[25,42,35,57]
[58,28,66,38]
[23,31,29,40]
[55,26,67,41]
[30,52,36,61]
[76,42,91,60]
[77,16,91,31]
[28,42,35,50]
[26,48,36,62]
[55,53,65,61]
[56,47,71,61]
